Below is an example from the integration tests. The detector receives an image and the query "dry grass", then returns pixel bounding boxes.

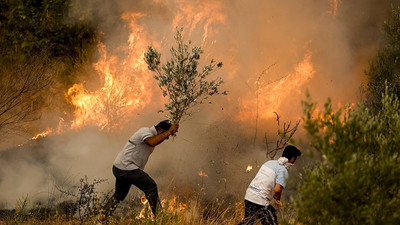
[0,192,245,225]
[0,179,298,225]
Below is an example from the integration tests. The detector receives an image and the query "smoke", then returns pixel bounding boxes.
[1,0,400,208]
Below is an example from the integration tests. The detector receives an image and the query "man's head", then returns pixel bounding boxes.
[155,120,172,133]
[282,145,301,163]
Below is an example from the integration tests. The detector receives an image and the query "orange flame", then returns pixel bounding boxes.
[237,51,315,121]
[66,13,153,131]
[198,170,208,177]
[161,195,187,213]
[329,0,339,18]
[172,1,226,45]
[30,2,228,139]
[31,118,65,140]
[137,195,150,219]
[32,129,52,140]
[137,194,187,219]
[32,12,155,139]
[246,165,253,173]
[141,195,149,205]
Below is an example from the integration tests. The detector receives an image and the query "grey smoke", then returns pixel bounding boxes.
[1,0,400,208]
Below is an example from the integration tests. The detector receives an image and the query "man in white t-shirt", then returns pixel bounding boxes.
[238,145,301,225]
[103,120,179,218]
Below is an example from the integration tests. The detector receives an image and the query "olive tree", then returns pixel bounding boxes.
[144,28,226,123]
[364,6,400,112]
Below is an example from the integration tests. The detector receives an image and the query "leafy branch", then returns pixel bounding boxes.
[144,28,227,123]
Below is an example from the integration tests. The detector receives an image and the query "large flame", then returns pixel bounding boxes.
[30,12,156,140]
[66,13,153,131]
[236,51,315,121]
[32,2,227,139]
[172,0,226,45]
[31,1,326,140]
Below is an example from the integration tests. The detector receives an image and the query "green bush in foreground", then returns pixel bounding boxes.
[296,89,400,225]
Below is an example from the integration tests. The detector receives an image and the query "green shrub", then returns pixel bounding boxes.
[296,89,400,224]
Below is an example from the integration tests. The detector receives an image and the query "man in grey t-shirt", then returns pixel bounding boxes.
[104,120,179,218]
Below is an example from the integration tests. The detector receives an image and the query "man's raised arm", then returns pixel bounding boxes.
[145,124,179,147]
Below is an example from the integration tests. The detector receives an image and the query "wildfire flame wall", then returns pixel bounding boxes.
[1,0,399,207]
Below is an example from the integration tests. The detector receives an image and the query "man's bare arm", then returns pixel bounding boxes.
[145,124,179,147]
[273,183,283,206]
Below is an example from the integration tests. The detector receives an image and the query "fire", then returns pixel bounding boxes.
[66,13,153,131]
[140,195,148,205]
[329,0,339,18]
[121,12,151,73]
[136,194,187,219]
[246,165,253,173]
[237,51,315,121]
[161,195,187,213]
[32,12,154,139]
[30,1,228,139]
[31,118,65,140]
[137,195,150,219]
[32,129,52,140]
[198,170,208,177]
[172,0,226,45]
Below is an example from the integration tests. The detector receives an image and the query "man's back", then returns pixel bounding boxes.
[244,160,288,206]
[113,126,157,170]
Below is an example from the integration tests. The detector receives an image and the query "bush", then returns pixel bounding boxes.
[296,89,400,224]
[364,6,400,112]
[0,0,97,62]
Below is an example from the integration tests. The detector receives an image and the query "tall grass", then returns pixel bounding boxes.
[0,178,299,225]
[0,191,244,224]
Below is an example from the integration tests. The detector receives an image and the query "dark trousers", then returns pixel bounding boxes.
[238,200,278,225]
[109,165,161,216]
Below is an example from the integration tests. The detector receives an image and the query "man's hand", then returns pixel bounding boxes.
[274,199,283,208]
[145,123,180,147]
[168,123,179,135]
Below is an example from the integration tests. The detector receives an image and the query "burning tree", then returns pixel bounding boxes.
[144,28,226,123]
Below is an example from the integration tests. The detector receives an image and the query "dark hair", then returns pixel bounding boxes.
[156,120,172,131]
[282,145,301,159]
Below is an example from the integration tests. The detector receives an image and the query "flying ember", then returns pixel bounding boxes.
[246,165,253,173]
[198,170,208,177]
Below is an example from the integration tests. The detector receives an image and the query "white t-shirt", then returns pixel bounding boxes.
[244,160,289,206]
[113,126,157,170]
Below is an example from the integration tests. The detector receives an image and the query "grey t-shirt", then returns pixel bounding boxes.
[113,126,157,170]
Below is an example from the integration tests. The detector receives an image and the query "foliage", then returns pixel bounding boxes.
[144,28,226,123]
[0,0,98,136]
[56,176,107,223]
[0,50,56,135]
[295,90,400,225]
[364,6,400,112]
[0,183,247,224]
[0,0,97,63]
[13,195,29,223]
